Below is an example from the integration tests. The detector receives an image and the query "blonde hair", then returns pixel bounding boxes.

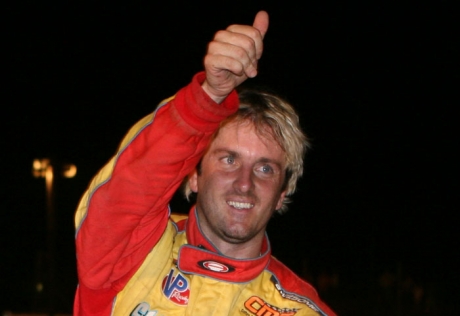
[184,88,309,214]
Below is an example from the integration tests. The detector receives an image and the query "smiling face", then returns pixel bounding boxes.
[188,120,287,258]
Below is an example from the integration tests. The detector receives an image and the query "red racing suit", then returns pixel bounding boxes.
[74,72,337,316]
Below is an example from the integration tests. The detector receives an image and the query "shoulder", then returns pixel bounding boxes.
[267,256,337,316]
[267,256,319,297]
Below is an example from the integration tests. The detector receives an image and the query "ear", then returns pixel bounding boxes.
[188,169,199,193]
[275,190,287,211]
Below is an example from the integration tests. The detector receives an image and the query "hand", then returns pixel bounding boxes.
[202,11,269,103]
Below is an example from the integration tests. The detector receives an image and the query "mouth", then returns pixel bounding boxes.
[227,201,254,210]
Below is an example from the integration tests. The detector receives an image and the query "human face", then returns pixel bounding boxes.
[189,120,287,257]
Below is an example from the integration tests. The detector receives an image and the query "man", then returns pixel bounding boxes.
[74,10,337,316]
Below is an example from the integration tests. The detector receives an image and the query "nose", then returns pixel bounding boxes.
[232,165,254,193]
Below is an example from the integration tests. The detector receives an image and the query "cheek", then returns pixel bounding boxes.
[257,176,284,192]
[256,178,285,202]
[201,171,232,189]
[197,169,219,191]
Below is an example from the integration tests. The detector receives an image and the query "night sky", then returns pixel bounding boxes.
[3,1,458,314]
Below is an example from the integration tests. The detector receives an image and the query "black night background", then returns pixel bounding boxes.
[2,1,458,315]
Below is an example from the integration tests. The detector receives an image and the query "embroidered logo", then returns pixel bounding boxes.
[161,268,190,305]
[131,302,158,316]
[244,296,298,316]
[198,260,235,273]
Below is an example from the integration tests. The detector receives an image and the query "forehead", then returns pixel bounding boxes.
[209,120,286,161]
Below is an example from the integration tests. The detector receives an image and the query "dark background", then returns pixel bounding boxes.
[2,1,458,315]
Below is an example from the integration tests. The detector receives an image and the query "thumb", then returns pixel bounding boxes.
[253,10,269,39]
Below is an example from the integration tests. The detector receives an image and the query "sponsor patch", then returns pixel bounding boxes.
[130,302,158,316]
[198,260,235,273]
[161,269,190,305]
[244,296,298,316]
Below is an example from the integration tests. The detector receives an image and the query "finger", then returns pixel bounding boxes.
[226,11,268,62]
[206,41,249,75]
[218,25,265,71]
[204,53,246,77]
[213,29,257,56]
[253,10,269,39]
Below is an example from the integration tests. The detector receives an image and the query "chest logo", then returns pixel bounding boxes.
[244,296,298,316]
[131,302,158,316]
[198,260,235,273]
[161,269,190,305]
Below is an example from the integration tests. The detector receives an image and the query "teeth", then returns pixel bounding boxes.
[227,201,253,209]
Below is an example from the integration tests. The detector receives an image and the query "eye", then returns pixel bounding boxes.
[222,155,235,164]
[258,164,274,174]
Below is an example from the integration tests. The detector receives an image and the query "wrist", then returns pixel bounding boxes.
[201,80,227,104]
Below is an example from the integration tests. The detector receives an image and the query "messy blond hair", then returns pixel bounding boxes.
[184,88,309,214]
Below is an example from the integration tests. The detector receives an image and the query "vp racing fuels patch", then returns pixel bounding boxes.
[161,268,190,305]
